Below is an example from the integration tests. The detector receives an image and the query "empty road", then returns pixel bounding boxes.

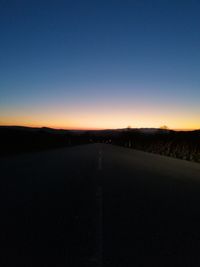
[1,144,200,266]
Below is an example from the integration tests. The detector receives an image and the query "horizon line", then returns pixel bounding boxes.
[0,124,199,132]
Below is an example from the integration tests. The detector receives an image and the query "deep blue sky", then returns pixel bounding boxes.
[0,0,200,129]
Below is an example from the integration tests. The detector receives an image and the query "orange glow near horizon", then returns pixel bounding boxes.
[1,1,200,134]
[0,111,199,131]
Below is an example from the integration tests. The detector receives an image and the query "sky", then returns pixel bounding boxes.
[0,0,200,130]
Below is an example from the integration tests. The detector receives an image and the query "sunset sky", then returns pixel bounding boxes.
[0,0,200,130]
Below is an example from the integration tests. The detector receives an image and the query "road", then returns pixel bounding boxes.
[0,143,200,266]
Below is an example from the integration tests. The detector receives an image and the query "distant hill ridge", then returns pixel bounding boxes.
[1,125,199,134]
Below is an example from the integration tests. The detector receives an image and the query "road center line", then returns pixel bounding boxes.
[96,185,103,267]
[98,150,102,171]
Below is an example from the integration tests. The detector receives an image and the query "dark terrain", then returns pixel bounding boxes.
[0,126,200,163]
[1,143,200,266]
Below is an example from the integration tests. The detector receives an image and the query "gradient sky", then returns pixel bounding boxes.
[0,0,200,130]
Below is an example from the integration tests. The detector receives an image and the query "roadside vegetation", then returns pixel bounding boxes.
[112,129,200,163]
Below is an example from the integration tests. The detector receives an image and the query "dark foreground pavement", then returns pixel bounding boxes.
[0,144,200,266]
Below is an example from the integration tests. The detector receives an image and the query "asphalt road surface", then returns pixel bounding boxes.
[1,144,200,267]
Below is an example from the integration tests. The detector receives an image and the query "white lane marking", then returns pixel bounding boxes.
[97,185,103,267]
[96,150,103,266]
[98,150,102,171]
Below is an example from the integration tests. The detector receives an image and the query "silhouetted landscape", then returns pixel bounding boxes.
[1,1,200,266]
[1,126,199,163]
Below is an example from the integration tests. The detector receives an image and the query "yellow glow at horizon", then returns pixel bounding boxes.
[0,111,199,130]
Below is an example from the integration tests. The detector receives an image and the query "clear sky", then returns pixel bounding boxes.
[0,0,200,130]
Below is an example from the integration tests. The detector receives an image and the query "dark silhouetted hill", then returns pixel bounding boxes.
[0,126,90,156]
